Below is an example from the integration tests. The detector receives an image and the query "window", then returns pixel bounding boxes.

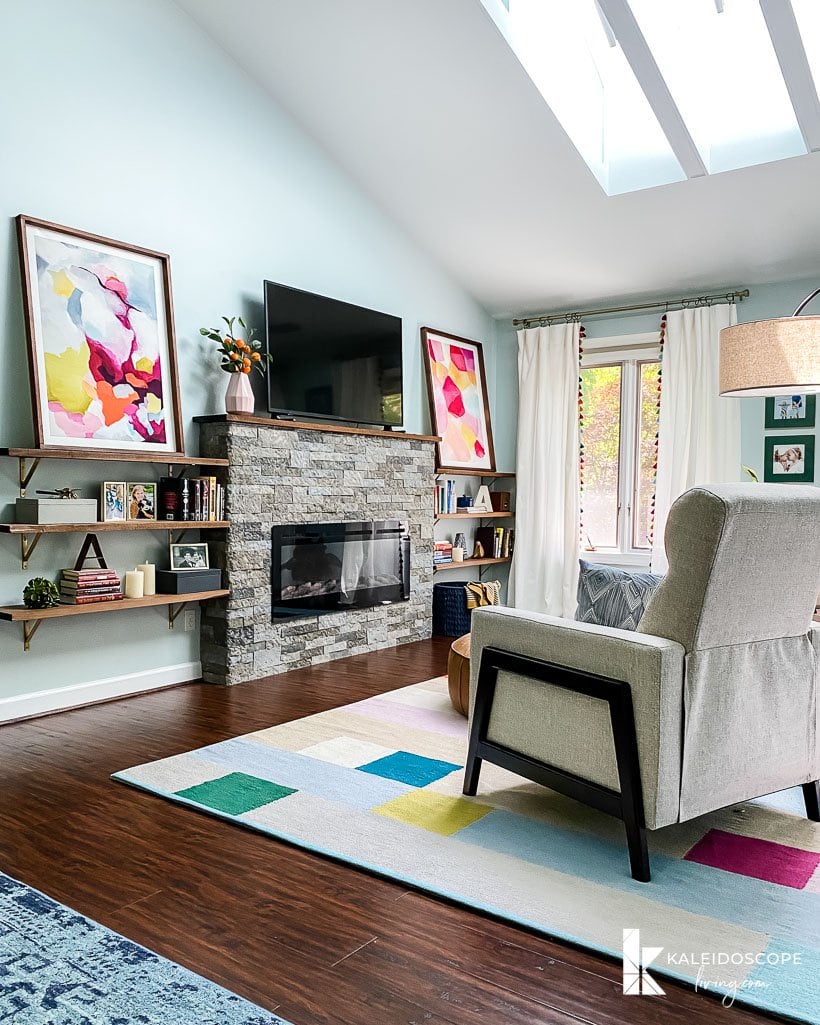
[580,334,660,561]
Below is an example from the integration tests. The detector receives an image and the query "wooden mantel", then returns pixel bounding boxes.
[193,413,439,444]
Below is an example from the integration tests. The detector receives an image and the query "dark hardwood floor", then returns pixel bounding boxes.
[0,639,774,1025]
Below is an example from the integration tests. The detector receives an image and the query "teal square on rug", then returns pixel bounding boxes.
[358,750,461,786]
[175,771,297,815]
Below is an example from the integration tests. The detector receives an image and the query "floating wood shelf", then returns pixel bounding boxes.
[435,469,515,478]
[0,520,229,535]
[435,511,513,520]
[0,447,229,466]
[433,556,512,572]
[0,589,229,651]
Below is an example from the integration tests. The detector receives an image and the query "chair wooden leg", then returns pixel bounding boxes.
[462,650,497,797]
[624,819,651,883]
[803,781,820,822]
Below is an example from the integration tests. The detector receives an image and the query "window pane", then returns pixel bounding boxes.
[633,361,661,549]
[580,365,622,549]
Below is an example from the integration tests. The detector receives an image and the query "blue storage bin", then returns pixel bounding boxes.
[432,580,472,637]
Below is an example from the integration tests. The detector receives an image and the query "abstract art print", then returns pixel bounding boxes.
[764,434,815,483]
[421,327,495,472]
[17,216,183,454]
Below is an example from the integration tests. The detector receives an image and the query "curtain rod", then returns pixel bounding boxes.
[512,289,750,327]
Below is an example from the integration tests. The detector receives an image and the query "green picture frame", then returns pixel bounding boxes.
[764,394,816,429]
[763,434,815,483]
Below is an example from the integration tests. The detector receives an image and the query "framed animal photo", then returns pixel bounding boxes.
[127,482,156,520]
[764,435,815,483]
[101,481,126,522]
[170,542,209,570]
[764,394,816,429]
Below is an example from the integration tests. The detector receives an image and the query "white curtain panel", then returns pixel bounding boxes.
[652,304,741,572]
[511,323,580,616]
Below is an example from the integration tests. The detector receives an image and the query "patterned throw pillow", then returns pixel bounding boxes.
[575,560,663,631]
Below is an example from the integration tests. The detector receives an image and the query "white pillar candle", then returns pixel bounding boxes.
[137,563,156,596]
[124,569,144,600]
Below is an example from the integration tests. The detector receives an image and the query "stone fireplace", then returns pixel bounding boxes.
[196,415,436,684]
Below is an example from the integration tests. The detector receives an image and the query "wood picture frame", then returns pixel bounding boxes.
[421,327,496,473]
[764,394,816,429]
[763,434,815,483]
[16,215,184,456]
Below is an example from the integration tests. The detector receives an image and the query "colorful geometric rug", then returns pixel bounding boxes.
[114,677,820,1024]
[0,871,289,1023]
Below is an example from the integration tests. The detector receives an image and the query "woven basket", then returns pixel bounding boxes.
[432,580,472,637]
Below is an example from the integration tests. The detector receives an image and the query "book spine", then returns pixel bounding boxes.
[61,572,119,582]
[209,477,217,522]
[61,594,124,605]
[60,584,122,594]
[158,476,180,521]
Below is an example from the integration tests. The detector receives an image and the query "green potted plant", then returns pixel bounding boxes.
[23,577,60,609]
[200,316,270,414]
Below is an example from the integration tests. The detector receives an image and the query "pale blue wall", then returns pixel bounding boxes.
[494,275,820,481]
[0,0,494,699]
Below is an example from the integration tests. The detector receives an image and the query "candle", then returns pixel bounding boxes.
[124,569,144,600]
[137,562,156,596]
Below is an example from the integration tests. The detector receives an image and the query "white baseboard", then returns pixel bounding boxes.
[0,662,201,723]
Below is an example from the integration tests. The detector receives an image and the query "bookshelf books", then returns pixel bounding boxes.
[159,476,224,523]
[59,568,123,605]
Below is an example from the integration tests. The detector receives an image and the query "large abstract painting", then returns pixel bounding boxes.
[422,327,495,472]
[17,216,183,453]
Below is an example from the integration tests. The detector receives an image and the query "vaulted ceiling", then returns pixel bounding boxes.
[179,0,820,317]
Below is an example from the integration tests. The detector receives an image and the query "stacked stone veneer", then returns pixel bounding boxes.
[197,419,436,684]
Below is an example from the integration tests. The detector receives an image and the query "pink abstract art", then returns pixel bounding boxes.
[423,329,494,471]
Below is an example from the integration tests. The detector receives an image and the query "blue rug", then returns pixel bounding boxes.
[0,872,290,1024]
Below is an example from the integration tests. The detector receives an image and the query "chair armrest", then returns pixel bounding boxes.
[469,606,686,829]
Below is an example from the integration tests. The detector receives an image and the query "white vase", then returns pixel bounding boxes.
[225,371,255,414]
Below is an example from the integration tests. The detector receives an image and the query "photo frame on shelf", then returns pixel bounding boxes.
[763,434,815,483]
[170,542,209,570]
[127,482,156,520]
[101,481,126,522]
[16,215,184,455]
[421,327,495,473]
[764,394,816,429]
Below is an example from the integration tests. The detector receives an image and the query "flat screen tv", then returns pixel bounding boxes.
[264,281,403,427]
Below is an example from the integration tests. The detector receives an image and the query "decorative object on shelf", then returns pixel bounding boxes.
[490,491,511,512]
[452,546,464,563]
[763,435,815,483]
[59,567,122,605]
[74,532,109,570]
[15,496,97,525]
[16,215,184,455]
[472,538,485,559]
[456,495,473,512]
[200,316,270,415]
[157,568,222,594]
[36,487,80,500]
[473,484,493,513]
[124,569,145,600]
[127,482,156,520]
[22,577,60,609]
[170,542,209,570]
[421,327,495,472]
[137,562,156,597]
[452,532,466,564]
[764,394,816,429]
[101,481,127,522]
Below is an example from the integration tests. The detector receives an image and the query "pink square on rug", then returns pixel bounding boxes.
[684,828,820,888]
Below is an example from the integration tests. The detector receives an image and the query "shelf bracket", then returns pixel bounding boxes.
[18,456,41,497]
[20,533,43,570]
[167,601,190,630]
[23,620,43,652]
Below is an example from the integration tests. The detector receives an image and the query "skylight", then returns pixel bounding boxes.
[481,0,820,195]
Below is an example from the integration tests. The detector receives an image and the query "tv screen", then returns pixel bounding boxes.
[264,281,403,427]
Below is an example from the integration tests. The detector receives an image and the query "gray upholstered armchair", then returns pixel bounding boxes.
[464,484,820,881]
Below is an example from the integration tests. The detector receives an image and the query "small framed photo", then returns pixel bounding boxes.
[765,394,816,429]
[127,482,156,520]
[764,434,815,483]
[170,542,209,570]
[101,481,126,522]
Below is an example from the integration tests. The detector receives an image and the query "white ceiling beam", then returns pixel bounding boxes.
[597,0,708,179]
[759,0,820,153]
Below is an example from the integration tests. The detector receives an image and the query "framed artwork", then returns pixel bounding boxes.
[763,435,815,483]
[16,215,184,454]
[421,327,495,472]
[101,481,126,522]
[170,542,209,570]
[127,482,156,520]
[764,394,816,429]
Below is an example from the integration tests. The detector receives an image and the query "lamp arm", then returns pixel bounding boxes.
[792,286,820,317]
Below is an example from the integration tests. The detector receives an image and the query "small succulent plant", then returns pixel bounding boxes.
[23,577,60,609]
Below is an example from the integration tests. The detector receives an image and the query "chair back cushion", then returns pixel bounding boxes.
[576,560,663,631]
[638,483,820,651]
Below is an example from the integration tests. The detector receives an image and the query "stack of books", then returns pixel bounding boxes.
[474,526,515,560]
[433,541,453,565]
[59,568,123,605]
[158,476,225,522]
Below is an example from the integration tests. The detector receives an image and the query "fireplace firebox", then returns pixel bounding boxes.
[271,520,410,620]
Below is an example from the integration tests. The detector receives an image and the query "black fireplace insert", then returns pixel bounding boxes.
[271,520,410,620]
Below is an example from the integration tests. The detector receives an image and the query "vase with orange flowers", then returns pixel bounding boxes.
[200,316,270,415]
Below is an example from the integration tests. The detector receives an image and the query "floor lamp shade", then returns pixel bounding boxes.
[719,317,820,397]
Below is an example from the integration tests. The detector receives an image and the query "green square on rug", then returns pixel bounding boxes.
[176,771,296,815]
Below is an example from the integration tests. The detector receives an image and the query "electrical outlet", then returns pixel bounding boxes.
[183,609,197,632]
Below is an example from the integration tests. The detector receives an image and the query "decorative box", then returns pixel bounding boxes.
[156,569,223,594]
[490,491,511,512]
[16,498,98,524]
